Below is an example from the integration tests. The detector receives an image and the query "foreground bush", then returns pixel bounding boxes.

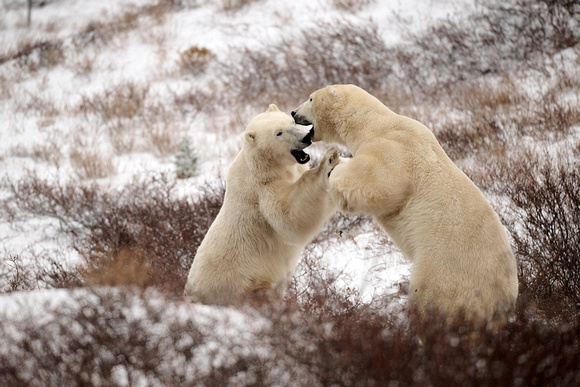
[0,288,314,386]
[0,285,578,386]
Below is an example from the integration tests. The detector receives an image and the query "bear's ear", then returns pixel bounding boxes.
[245,131,256,142]
[326,85,339,101]
[266,104,280,112]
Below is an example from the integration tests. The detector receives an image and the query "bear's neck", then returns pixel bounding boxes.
[243,152,298,183]
[341,114,391,154]
[334,102,398,154]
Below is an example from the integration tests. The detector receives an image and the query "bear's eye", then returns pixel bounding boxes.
[276,132,283,136]
[309,97,313,102]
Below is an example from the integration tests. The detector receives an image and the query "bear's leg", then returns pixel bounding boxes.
[329,154,411,217]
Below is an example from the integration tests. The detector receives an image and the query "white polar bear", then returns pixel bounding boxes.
[292,85,518,325]
[184,104,339,305]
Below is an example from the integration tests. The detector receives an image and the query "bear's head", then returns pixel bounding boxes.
[244,104,313,172]
[292,84,371,146]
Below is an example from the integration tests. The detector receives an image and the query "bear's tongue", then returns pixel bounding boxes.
[291,150,310,164]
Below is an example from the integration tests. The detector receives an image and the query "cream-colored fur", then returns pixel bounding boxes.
[184,104,339,305]
[293,85,518,324]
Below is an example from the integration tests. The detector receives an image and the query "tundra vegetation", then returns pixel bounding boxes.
[0,0,579,385]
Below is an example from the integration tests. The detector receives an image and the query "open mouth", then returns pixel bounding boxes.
[291,149,310,164]
[293,114,312,127]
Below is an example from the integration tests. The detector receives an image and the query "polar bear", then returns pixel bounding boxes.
[184,104,339,305]
[292,85,518,325]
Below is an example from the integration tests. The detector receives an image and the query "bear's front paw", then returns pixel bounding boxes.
[320,147,340,177]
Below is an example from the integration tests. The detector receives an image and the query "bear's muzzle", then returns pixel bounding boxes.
[292,112,312,127]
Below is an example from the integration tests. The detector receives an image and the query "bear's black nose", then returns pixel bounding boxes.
[291,111,296,117]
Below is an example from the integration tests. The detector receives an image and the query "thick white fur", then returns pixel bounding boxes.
[184,104,339,305]
[293,85,518,324]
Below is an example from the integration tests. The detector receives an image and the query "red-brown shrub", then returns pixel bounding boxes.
[2,173,224,295]
[218,18,392,109]
[486,154,580,319]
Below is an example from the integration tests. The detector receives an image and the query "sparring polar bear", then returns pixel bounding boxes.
[292,84,518,325]
[185,104,339,305]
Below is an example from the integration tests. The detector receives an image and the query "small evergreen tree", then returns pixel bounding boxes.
[174,136,198,179]
[27,0,32,27]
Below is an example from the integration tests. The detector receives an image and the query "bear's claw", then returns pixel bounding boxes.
[321,147,340,177]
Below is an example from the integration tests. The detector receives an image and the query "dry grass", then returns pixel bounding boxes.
[8,141,62,167]
[528,77,580,138]
[423,67,579,162]
[31,142,63,167]
[2,254,81,293]
[106,118,137,154]
[0,74,11,101]
[171,82,222,115]
[13,90,61,117]
[77,82,186,156]
[69,127,116,179]
[81,248,152,287]
[332,0,374,11]
[0,38,65,71]
[78,82,188,156]
[67,52,96,78]
[71,8,142,50]
[143,121,183,157]
[0,0,193,76]
[393,0,580,101]
[177,46,216,75]
[79,82,149,122]
[69,148,115,180]
[218,0,260,12]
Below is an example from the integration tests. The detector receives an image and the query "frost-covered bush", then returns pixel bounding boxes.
[0,288,314,386]
[2,286,578,386]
